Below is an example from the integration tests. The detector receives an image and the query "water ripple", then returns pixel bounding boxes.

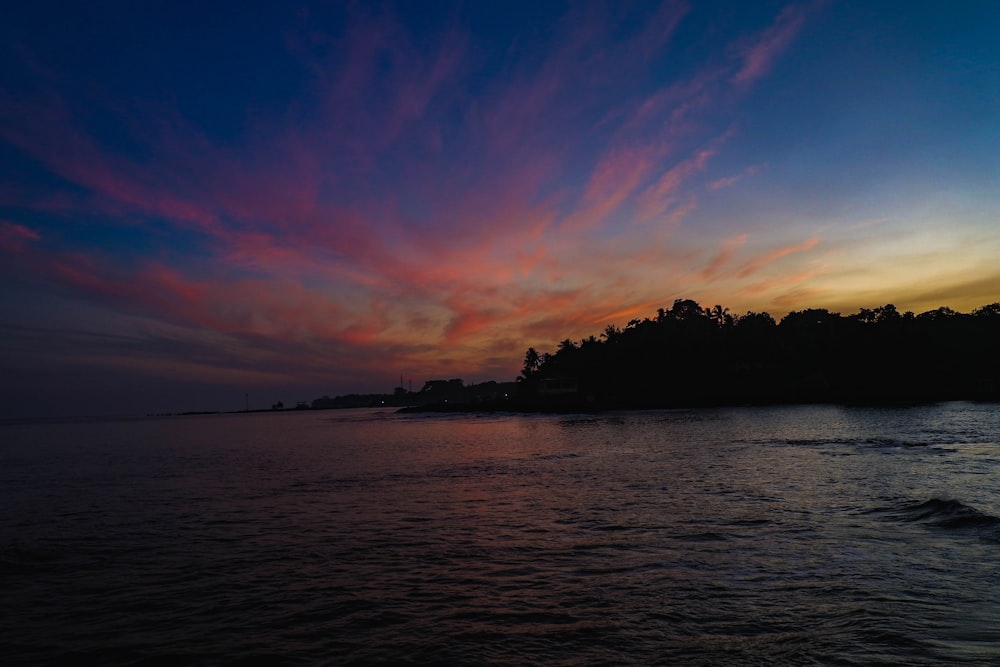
[3,404,1000,664]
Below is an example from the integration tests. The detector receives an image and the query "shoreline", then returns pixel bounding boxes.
[397,392,1000,415]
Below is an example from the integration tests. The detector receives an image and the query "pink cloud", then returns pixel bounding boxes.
[560,148,655,231]
[299,9,469,160]
[635,144,718,223]
[628,66,723,135]
[0,221,41,252]
[708,164,764,191]
[731,3,815,85]
[633,1,690,60]
[42,250,341,342]
[0,93,228,234]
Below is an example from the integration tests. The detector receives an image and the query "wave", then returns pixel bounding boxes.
[743,437,934,449]
[883,498,1000,540]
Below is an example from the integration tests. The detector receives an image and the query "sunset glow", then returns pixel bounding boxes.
[1,2,998,416]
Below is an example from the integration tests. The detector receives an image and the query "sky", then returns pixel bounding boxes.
[1,1,998,418]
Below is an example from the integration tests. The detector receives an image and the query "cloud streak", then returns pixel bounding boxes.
[731,2,815,85]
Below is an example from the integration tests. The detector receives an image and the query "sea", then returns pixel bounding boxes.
[2,402,999,665]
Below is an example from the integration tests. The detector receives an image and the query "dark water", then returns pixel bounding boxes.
[2,403,1000,665]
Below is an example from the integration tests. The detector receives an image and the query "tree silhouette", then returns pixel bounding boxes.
[708,304,733,328]
[513,298,1000,409]
[521,347,541,379]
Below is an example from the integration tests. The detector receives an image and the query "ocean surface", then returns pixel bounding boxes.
[2,402,999,665]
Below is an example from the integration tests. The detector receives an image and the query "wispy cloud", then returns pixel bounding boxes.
[636,144,718,223]
[737,237,821,278]
[708,164,765,191]
[0,221,40,252]
[701,233,749,279]
[731,2,817,85]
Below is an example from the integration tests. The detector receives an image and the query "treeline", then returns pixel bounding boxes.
[517,299,1000,408]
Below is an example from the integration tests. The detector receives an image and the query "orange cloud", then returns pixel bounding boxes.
[737,237,821,278]
[742,267,823,296]
[701,233,749,279]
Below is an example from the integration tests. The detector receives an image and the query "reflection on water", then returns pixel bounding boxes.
[2,402,1000,665]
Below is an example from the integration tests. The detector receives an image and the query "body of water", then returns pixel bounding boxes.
[2,402,1000,665]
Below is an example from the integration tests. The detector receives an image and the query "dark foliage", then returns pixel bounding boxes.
[517,299,1000,409]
